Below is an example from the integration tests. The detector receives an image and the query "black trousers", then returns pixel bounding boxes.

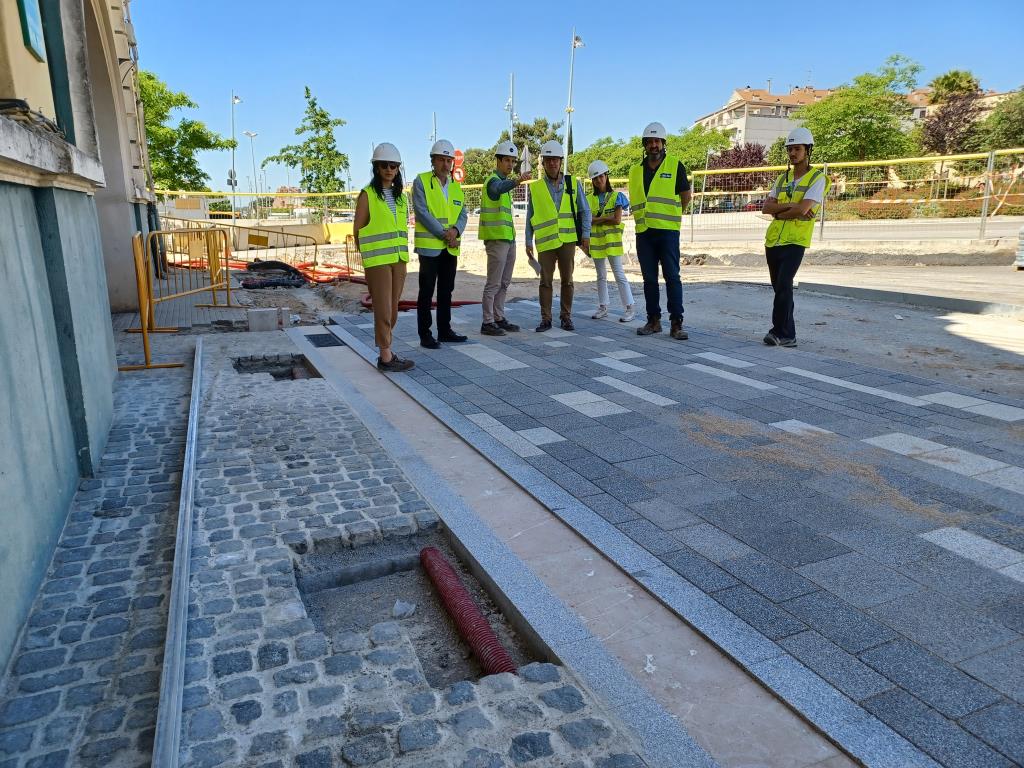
[417,250,457,339]
[765,244,805,341]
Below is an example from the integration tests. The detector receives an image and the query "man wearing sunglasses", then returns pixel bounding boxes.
[412,139,469,348]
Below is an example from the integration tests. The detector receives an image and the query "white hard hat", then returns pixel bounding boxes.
[785,127,814,146]
[642,122,667,140]
[372,142,402,163]
[587,160,610,180]
[540,140,565,159]
[430,139,456,158]
[494,140,519,158]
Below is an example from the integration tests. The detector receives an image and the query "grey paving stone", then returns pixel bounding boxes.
[629,498,700,531]
[564,455,620,480]
[583,494,641,525]
[674,524,756,563]
[739,521,852,567]
[958,640,1024,703]
[592,472,657,503]
[614,520,681,556]
[714,585,807,640]
[796,552,922,608]
[662,547,738,593]
[539,685,585,714]
[867,592,1020,663]
[719,552,819,603]
[508,731,554,763]
[612,455,691,481]
[782,590,897,653]
[862,688,1013,768]
[961,701,1024,765]
[859,639,1002,719]
[895,548,1022,613]
[779,631,894,702]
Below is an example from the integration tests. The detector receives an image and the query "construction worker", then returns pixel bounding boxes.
[412,139,469,348]
[586,160,635,322]
[480,141,531,336]
[353,143,414,372]
[628,122,692,340]
[762,127,830,347]
[525,140,590,332]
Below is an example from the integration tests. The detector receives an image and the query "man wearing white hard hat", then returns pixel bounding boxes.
[412,139,469,348]
[761,127,829,347]
[525,140,591,332]
[479,140,531,336]
[586,160,635,322]
[353,143,414,372]
[627,122,692,340]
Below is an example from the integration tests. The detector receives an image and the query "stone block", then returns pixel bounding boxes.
[557,718,612,749]
[779,631,893,702]
[508,732,553,764]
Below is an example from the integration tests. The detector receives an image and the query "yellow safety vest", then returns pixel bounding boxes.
[414,171,465,256]
[628,154,684,233]
[358,186,409,268]
[586,191,624,259]
[764,168,830,248]
[530,175,577,253]
[479,172,514,241]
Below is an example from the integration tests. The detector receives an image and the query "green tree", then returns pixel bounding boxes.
[208,198,232,212]
[460,147,494,185]
[139,70,234,190]
[568,126,730,181]
[794,55,922,162]
[979,89,1024,149]
[496,117,564,172]
[766,136,787,165]
[922,93,982,154]
[264,87,349,193]
[928,69,981,104]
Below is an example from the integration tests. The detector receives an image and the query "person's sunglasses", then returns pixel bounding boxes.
[377,162,400,170]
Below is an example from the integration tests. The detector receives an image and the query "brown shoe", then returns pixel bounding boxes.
[670,319,689,340]
[377,355,415,372]
[637,319,662,336]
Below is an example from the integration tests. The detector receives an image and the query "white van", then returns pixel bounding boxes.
[512,201,527,218]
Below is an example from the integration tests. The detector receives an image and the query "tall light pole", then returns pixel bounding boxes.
[230,93,241,215]
[243,130,259,220]
[504,72,517,141]
[698,146,715,215]
[564,30,584,162]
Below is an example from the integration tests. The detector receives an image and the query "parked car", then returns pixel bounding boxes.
[512,201,527,218]
[743,198,765,212]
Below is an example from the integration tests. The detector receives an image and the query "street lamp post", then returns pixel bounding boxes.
[230,93,241,216]
[243,130,259,221]
[564,30,584,162]
[504,72,517,142]
[697,146,715,215]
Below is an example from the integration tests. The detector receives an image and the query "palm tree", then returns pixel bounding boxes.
[928,70,981,104]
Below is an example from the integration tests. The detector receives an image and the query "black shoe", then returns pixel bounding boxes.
[378,355,415,372]
[637,319,662,336]
[535,320,552,333]
[438,331,468,343]
[480,322,506,337]
[420,336,441,349]
[778,336,797,348]
[763,332,780,346]
[496,318,520,332]
[560,318,575,331]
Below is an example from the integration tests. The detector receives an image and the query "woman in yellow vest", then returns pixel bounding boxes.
[586,160,635,322]
[353,143,414,372]
[762,127,830,347]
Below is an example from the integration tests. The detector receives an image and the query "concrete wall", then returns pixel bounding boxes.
[0,182,82,671]
[0,0,57,120]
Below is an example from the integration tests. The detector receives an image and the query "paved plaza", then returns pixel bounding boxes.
[331,297,1024,768]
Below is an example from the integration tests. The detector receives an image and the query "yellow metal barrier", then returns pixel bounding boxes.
[118,233,185,372]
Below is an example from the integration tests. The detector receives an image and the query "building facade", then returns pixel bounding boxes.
[694,86,834,147]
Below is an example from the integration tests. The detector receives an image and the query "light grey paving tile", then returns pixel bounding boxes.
[455,343,529,371]
[862,432,947,456]
[963,402,1024,422]
[779,366,929,406]
[593,376,677,406]
[590,357,644,373]
[543,340,570,348]
[544,327,576,338]
[1000,562,1024,584]
[917,447,1009,477]
[694,352,756,368]
[920,527,1024,570]
[770,419,835,436]
[356,322,374,329]
[465,412,544,457]
[675,524,756,563]
[516,427,566,447]
[573,400,631,418]
[684,363,777,391]
[590,335,614,342]
[919,391,989,408]
[959,639,1024,703]
[797,553,922,608]
[976,465,1024,495]
[603,349,646,360]
[551,390,605,406]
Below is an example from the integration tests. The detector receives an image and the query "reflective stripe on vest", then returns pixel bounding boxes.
[586,191,624,259]
[530,176,577,252]
[359,186,409,268]
[764,168,831,249]
[479,172,515,241]
[628,154,684,233]
[414,171,465,256]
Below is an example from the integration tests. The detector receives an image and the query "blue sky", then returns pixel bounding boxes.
[133,0,1024,192]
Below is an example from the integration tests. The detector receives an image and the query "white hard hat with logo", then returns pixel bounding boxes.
[494,141,519,158]
[587,160,610,179]
[430,139,456,158]
[642,122,667,140]
[540,140,565,159]
[785,127,814,146]
[372,143,402,163]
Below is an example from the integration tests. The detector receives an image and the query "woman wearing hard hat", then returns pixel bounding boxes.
[586,160,635,322]
[353,143,414,372]
[761,127,830,347]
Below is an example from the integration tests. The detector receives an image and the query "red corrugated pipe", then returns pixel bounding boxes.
[420,547,516,675]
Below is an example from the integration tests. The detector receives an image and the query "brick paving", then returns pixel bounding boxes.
[330,298,1024,768]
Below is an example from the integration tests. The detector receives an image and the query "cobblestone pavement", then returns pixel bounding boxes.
[330,300,1024,768]
[1,330,651,768]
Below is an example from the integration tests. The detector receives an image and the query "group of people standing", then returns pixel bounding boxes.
[351,124,827,373]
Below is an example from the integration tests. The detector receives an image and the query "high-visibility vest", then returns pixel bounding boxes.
[358,186,409,268]
[586,190,624,259]
[479,172,515,241]
[414,171,465,256]
[628,154,684,233]
[764,168,831,248]
[530,175,577,253]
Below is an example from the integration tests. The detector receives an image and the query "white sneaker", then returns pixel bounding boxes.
[591,305,609,320]
[620,305,636,322]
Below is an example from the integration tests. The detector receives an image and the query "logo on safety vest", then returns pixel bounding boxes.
[659,173,672,179]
